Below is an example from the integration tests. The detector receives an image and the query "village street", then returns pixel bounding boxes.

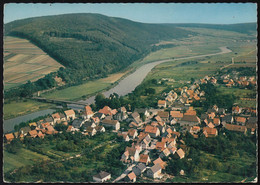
[112,164,135,183]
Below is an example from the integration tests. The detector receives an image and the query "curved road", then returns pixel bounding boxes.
[79,46,232,105]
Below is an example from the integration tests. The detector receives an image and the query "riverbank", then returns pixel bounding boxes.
[3,99,55,120]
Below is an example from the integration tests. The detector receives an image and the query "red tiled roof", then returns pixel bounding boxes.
[235,116,246,123]
[170,111,183,118]
[5,133,14,141]
[203,127,217,136]
[139,154,149,163]
[99,106,112,115]
[157,111,169,118]
[225,124,247,132]
[52,113,60,119]
[64,109,75,117]
[144,125,158,134]
[158,100,166,105]
[128,172,136,180]
[85,105,94,115]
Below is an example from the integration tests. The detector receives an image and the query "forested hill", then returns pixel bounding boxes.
[4,13,194,81]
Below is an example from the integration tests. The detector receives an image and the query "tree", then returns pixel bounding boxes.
[95,93,107,109]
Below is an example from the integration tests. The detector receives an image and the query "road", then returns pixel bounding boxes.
[112,164,135,183]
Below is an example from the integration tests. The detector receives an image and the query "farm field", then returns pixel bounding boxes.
[3,99,54,120]
[4,36,64,90]
[42,70,130,101]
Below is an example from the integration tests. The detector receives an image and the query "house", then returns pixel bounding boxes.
[118,106,127,113]
[232,106,241,114]
[93,171,111,182]
[153,157,166,169]
[154,115,162,122]
[4,133,14,142]
[59,113,67,122]
[124,147,140,162]
[51,113,61,124]
[144,125,160,138]
[129,121,139,128]
[176,148,185,159]
[189,126,201,134]
[159,148,171,158]
[158,100,167,108]
[121,150,130,162]
[93,112,106,120]
[66,125,76,132]
[44,117,54,125]
[184,110,197,116]
[147,164,162,178]
[132,163,147,176]
[128,112,142,125]
[203,127,218,137]
[102,119,120,130]
[157,111,169,122]
[84,105,94,119]
[222,115,234,125]
[213,117,221,126]
[207,122,215,128]
[64,109,76,120]
[125,172,136,182]
[235,116,247,126]
[169,146,177,154]
[156,141,166,151]
[85,127,97,136]
[225,124,247,134]
[20,126,31,135]
[170,111,183,120]
[95,126,105,133]
[72,119,85,129]
[37,131,45,139]
[128,129,138,139]
[82,121,96,129]
[118,132,130,141]
[28,130,38,138]
[45,125,57,135]
[29,122,37,128]
[114,111,128,121]
[179,115,200,126]
[135,108,150,117]
[99,106,113,116]
[139,154,151,165]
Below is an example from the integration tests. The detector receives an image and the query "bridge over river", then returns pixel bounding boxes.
[31,97,88,106]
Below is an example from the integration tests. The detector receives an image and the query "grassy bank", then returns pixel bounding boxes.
[3,99,54,120]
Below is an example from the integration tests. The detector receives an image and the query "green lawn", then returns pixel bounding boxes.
[3,147,51,173]
[3,99,54,120]
[42,80,111,101]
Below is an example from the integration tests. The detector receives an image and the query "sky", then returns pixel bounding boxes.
[4,3,257,24]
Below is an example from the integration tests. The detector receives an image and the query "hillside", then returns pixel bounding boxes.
[4,13,194,82]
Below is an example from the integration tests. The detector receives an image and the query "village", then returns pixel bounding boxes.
[4,71,257,183]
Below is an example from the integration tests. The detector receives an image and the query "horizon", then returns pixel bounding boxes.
[4,3,257,24]
[5,12,257,25]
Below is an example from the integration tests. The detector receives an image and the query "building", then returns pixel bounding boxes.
[225,124,247,134]
[144,125,160,138]
[84,105,94,119]
[102,119,120,131]
[158,100,166,108]
[203,127,218,137]
[132,163,147,176]
[139,154,151,165]
[4,133,14,143]
[93,171,111,182]
[125,172,136,182]
[179,115,201,126]
[64,109,76,120]
[146,164,162,179]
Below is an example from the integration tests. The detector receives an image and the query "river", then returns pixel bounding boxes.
[3,109,56,133]
[3,46,231,133]
[78,46,232,104]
